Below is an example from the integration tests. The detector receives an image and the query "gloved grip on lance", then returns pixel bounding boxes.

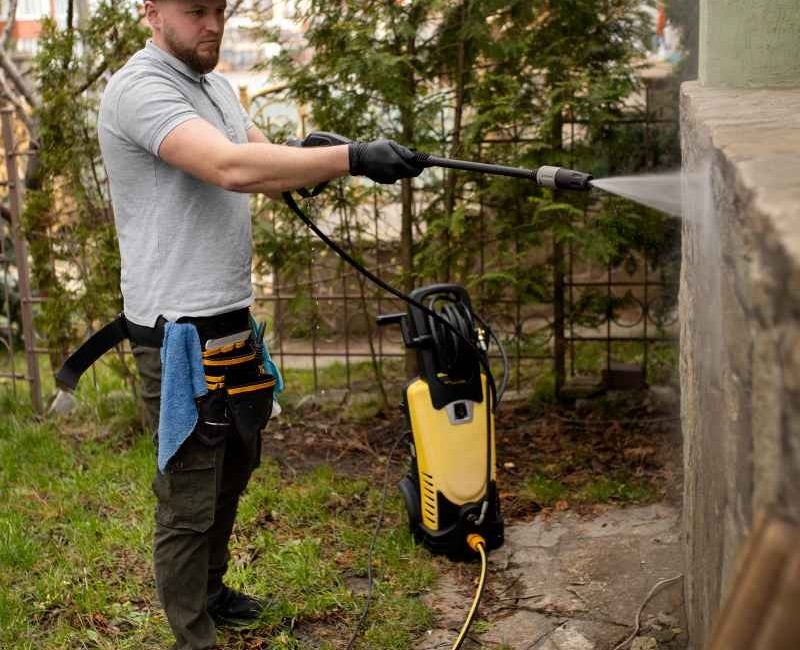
[287,131,594,191]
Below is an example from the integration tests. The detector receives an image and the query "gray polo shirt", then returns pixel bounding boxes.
[99,40,256,327]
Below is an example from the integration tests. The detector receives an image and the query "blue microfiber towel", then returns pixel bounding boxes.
[157,322,207,472]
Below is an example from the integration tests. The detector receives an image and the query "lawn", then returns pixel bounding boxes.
[0,369,439,650]
[0,354,679,649]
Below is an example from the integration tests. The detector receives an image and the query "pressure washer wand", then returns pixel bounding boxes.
[289,131,594,191]
[413,152,594,191]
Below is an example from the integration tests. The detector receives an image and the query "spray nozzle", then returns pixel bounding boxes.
[535,166,594,191]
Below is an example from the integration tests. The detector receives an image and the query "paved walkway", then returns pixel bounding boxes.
[417,504,687,650]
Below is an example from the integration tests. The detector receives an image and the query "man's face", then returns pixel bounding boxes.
[147,0,227,74]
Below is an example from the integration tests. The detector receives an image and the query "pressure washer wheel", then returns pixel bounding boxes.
[398,473,422,539]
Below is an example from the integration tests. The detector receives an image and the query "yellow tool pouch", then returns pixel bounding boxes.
[193,338,275,467]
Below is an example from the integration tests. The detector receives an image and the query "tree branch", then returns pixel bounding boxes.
[2,0,18,50]
[66,0,74,31]
[76,60,109,95]
[0,48,39,109]
[0,69,37,139]
[225,0,248,20]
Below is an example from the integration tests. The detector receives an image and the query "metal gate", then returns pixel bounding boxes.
[0,106,42,412]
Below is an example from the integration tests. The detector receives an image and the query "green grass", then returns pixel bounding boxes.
[0,370,438,649]
[566,340,678,386]
[573,476,657,504]
[521,474,569,507]
[280,358,405,397]
[521,470,657,508]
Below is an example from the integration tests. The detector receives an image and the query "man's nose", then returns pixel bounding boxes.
[202,13,223,34]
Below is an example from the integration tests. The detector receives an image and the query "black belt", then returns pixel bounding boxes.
[55,308,251,391]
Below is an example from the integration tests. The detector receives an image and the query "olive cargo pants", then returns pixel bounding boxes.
[133,343,264,650]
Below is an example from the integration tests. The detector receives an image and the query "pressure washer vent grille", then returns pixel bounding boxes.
[421,472,438,529]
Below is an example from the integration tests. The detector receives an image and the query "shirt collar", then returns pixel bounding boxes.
[145,40,205,83]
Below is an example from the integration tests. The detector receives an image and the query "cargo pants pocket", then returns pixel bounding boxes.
[153,435,217,533]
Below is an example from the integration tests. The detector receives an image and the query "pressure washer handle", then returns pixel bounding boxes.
[376,311,431,349]
[413,153,593,191]
[376,312,405,327]
[285,132,354,197]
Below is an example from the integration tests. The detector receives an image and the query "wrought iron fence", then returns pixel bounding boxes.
[0,69,680,408]
[0,107,42,412]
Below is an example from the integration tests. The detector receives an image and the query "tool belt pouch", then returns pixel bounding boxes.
[226,378,275,466]
[197,336,275,465]
[193,390,232,447]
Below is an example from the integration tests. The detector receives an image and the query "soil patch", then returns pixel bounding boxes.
[263,388,682,517]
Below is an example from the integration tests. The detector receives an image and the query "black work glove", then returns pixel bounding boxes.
[348,139,424,184]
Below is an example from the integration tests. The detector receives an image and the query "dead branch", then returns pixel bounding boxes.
[0,48,38,109]
[225,0,248,20]
[0,69,36,138]
[76,60,110,95]
[2,0,18,50]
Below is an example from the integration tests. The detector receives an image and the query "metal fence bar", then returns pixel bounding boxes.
[339,204,351,389]
[553,232,566,396]
[306,227,319,392]
[373,192,384,366]
[643,253,650,374]
[1,107,42,412]
[1,227,18,396]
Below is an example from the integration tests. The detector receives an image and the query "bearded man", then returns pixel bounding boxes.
[97,1,422,648]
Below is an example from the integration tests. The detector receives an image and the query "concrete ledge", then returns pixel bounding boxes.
[681,83,800,268]
[680,81,800,648]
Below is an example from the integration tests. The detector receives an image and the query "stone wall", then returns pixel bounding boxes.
[680,82,800,648]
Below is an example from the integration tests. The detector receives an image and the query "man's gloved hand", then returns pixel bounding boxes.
[348,139,425,184]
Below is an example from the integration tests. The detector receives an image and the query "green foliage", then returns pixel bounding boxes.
[13,0,680,392]
[21,1,147,364]
[262,0,679,368]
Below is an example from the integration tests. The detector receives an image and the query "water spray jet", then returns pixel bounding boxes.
[589,171,690,218]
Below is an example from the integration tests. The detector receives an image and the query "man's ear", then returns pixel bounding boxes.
[143,0,161,30]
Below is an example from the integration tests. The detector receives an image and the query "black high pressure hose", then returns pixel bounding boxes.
[281,191,501,407]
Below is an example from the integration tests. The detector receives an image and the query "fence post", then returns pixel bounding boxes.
[1,107,42,413]
[553,235,566,398]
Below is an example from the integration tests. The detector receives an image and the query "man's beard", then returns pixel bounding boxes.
[163,25,221,74]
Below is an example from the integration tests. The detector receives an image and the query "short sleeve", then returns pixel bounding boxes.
[240,102,255,132]
[116,76,200,157]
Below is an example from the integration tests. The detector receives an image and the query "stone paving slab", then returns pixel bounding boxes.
[416,504,686,650]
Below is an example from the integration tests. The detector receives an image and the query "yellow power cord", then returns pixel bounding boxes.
[451,534,488,650]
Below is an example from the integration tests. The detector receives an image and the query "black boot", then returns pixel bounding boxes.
[207,585,267,626]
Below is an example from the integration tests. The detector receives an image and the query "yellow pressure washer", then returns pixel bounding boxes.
[282,131,593,649]
[376,284,504,561]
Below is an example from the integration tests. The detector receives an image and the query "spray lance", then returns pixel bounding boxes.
[288,130,594,193]
[282,131,593,650]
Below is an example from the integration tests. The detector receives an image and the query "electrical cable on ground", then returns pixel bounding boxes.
[610,574,684,650]
[344,431,408,650]
[451,535,488,650]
